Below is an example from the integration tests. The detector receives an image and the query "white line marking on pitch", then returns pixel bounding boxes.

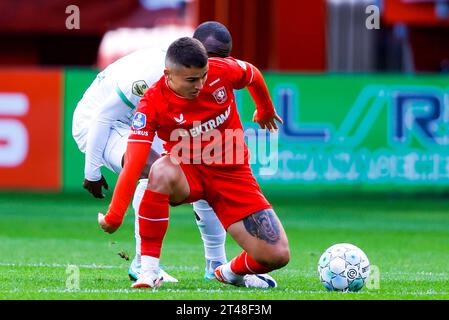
[0,262,199,271]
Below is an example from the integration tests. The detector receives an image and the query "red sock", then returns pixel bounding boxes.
[230,251,273,275]
[138,189,169,258]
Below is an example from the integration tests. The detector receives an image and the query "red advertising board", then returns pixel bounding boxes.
[0,70,62,190]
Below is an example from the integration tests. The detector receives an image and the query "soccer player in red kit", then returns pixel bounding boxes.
[98,37,290,288]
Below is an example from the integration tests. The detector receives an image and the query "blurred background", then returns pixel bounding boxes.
[1,0,449,194]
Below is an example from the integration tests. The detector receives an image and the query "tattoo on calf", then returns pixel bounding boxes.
[243,209,281,244]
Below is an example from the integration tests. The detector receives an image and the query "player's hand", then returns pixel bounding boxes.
[83,176,109,199]
[98,213,118,234]
[253,111,283,132]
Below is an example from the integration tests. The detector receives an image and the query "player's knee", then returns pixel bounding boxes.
[259,244,290,270]
[148,160,178,190]
[149,166,168,186]
[273,245,290,269]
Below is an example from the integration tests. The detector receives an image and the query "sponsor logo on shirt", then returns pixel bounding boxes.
[189,106,231,137]
[131,130,149,136]
[212,86,227,104]
[132,80,149,97]
[174,113,186,125]
[132,112,146,130]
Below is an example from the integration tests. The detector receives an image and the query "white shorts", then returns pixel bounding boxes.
[79,120,164,175]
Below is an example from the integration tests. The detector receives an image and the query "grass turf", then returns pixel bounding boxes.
[0,192,448,300]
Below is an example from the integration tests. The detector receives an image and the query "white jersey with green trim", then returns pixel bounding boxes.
[72,46,166,181]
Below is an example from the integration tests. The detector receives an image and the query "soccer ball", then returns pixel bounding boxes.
[317,243,370,292]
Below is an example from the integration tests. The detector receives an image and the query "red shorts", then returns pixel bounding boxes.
[177,162,272,229]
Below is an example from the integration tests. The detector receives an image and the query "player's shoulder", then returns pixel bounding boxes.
[208,57,250,80]
[104,46,165,81]
[139,77,168,110]
[142,77,163,100]
[209,56,248,70]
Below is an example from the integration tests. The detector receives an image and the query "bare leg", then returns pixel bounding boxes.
[215,209,290,287]
[227,209,290,269]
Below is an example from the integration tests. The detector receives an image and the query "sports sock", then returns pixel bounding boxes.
[132,179,148,266]
[193,200,227,268]
[141,256,160,274]
[230,251,273,275]
[138,189,169,259]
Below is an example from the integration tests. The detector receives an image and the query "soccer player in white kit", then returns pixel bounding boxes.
[73,22,276,288]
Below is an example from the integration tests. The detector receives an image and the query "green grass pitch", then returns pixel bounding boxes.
[0,192,448,300]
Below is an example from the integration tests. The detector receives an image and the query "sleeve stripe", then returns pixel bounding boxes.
[128,139,153,144]
[115,85,136,110]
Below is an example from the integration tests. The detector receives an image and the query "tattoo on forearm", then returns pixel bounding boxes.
[243,209,281,244]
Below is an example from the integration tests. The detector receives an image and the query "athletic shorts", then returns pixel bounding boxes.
[177,161,272,229]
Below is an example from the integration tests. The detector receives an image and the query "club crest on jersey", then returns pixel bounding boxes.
[132,112,146,130]
[132,80,149,97]
[213,86,227,104]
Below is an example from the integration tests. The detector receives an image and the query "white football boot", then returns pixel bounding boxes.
[243,274,277,288]
[131,269,163,288]
[214,265,277,289]
[204,260,226,280]
[128,256,179,283]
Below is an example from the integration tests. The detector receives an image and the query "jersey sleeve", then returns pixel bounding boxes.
[115,51,165,110]
[225,58,276,120]
[104,90,159,227]
[84,92,131,181]
[223,58,255,90]
[115,79,149,110]
[128,91,159,144]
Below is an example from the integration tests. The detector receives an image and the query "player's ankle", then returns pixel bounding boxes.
[220,262,244,283]
[206,258,226,272]
[141,256,160,274]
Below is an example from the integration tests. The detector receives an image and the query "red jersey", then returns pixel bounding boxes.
[129,57,265,165]
[105,57,276,227]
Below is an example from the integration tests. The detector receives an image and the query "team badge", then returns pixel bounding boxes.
[132,80,149,97]
[212,86,227,104]
[132,112,146,130]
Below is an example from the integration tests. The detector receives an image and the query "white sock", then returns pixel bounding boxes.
[132,178,148,267]
[193,200,227,268]
[221,262,244,283]
[141,255,160,274]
